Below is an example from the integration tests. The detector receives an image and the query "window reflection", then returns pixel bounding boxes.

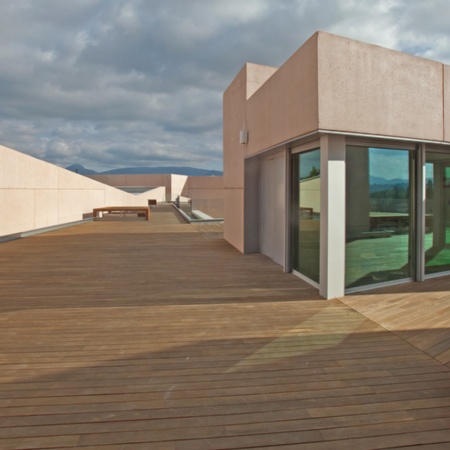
[292,149,320,283]
[425,152,450,274]
[345,146,414,288]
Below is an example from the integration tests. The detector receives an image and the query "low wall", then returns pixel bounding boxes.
[88,174,225,218]
[0,145,152,237]
[88,174,171,200]
[181,176,224,218]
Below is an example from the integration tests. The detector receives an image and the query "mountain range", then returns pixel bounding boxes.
[66,164,223,176]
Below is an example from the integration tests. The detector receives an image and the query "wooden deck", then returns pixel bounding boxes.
[0,204,449,449]
[341,280,450,369]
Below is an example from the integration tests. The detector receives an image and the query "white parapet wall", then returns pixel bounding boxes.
[0,145,154,237]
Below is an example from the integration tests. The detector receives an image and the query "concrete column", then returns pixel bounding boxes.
[319,134,346,299]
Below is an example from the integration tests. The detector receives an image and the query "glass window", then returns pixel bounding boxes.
[345,146,414,288]
[425,152,450,274]
[291,149,320,283]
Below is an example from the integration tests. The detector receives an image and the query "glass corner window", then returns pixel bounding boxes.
[291,149,320,284]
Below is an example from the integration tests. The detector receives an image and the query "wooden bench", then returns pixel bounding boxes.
[93,206,150,221]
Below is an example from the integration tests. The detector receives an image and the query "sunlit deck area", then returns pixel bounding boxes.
[0,205,449,449]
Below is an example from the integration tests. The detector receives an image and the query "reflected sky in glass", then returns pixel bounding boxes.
[299,150,320,179]
[369,148,409,181]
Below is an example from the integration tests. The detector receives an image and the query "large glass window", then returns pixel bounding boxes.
[291,149,320,283]
[425,152,450,274]
[345,146,415,289]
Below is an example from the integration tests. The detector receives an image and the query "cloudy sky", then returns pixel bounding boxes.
[1,0,449,172]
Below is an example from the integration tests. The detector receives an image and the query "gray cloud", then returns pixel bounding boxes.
[0,0,449,172]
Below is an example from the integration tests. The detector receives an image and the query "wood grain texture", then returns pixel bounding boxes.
[0,204,449,449]
[341,280,450,368]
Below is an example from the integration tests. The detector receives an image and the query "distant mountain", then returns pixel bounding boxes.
[100,166,223,176]
[370,176,409,193]
[370,176,407,185]
[65,164,222,176]
[65,164,97,175]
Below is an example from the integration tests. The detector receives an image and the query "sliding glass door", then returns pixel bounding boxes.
[291,149,321,284]
[425,152,450,274]
[345,146,415,289]
[289,143,450,292]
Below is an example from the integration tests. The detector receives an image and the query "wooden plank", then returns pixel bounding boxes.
[341,283,450,368]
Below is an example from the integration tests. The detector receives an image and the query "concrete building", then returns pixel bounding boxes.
[0,144,156,239]
[88,173,224,218]
[223,31,450,299]
[0,144,223,239]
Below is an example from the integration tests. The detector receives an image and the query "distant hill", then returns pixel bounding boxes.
[66,164,97,175]
[370,176,407,185]
[65,165,222,176]
[370,176,409,193]
[101,166,223,176]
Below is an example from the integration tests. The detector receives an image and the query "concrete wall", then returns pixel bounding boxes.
[88,173,224,216]
[223,35,319,253]
[240,31,449,153]
[171,174,188,202]
[0,145,150,237]
[144,186,166,203]
[181,176,224,218]
[223,63,277,252]
[246,33,319,156]
[88,174,171,201]
[318,32,447,142]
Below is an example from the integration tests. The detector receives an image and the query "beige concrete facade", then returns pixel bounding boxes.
[0,145,153,237]
[88,174,172,201]
[223,31,450,298]
[0,145,224,237]
[182,176,224,218]
[246,34,319,156]
[317,33,446,141]
[223,63,277,251]
[88,173,224,218]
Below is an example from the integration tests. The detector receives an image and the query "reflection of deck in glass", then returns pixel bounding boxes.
[346,233,410,288]
[425,226,450,273]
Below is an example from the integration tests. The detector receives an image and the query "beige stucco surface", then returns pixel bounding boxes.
[170,174,188,201]
[318,32,445,141]
[223,63,278,250]
[445,64,450,142]
[246,33,319,155]
[0,145,151,237]
[223,188,244,253]
[223,38,319,253]
[181,176,224,218]
[90,174,169,187]
[223,65,247,190]
[223,65,247,249]
[88,174,224,211]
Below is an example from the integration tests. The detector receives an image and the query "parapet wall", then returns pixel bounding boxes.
[88,174,171,200]
[181,176,224,218]
[89,173,225,218]
[0,145,151,237]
